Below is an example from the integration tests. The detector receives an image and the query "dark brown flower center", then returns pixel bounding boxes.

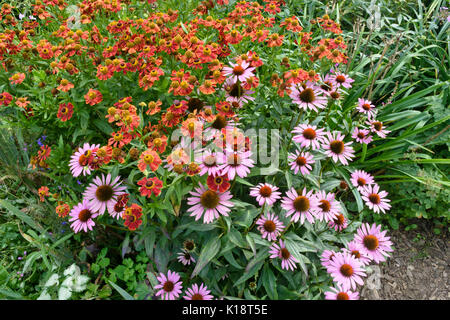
[191,293,203,300]
[373,121,382,131]
[78,209,92,222]
[357,178,366,186]
[293,196,310,212]
[187,97,204,112]
[232,65,245,75]
[296,156,307,166]
[363,235,379,251]
[212,115,227,130]
[330,91,340,99]
[335,75,346,83]
[163,281,174,292]
[336,292,350,300]
[302,128,316,140]
[78,154,89,166]
[200,190,220,209]
[228,83,244,98]
[114,202,124,213]
[334,214,345,226]
[351,250,361,259]
[340,264,354,277]
[368,193,381,204]
[319,200,331,212]
[362,104,371,111]
[320,81,332,91]
[357,132,365,139]
[330,140,344,154]
[145,180,155,189]
[263,220,276,232]
[184,240,195,251]
[214,177,223,185]
[299,88,315,103]
[280,247,291,259]
[259,186,272,197]
[95,185,114,202]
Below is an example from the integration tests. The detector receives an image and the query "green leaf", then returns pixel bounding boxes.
[121,234,130,258]
[284,240,309,277]
[191,237,221,279]
[144,232,156,259]
[0,287,24,299]
[234,248,269,287]
[107,280,135,300]
[93,119,114,135]
[261,264,278,299]
[223,252,244,270]
[0,199,45,233]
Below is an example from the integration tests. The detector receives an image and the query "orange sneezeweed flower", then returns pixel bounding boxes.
[9,72,25,85]
[57,79,74,92]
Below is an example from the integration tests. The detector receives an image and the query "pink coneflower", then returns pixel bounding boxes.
[281,187,318,224]
[353,223,394,264]
[292,124,326,150]
[315,191,341,223]
[324,284,359,300]
[249,183,281,206]
[218,150,254,180]
[320,250,337,272]
[196,150,222,176]
[69,143,100,177]
[322,131,355,165]
[177,249,196,266]
[327,251,366,290]
[360,184,391,214]
[83,173,127,215]
[155,270,183,300]
[288,150,314,175]
[330,72,354,89]
[184,283,214,300]
[223,78,255,107]
[222,60,255,83]
[357,98,376,117]
[68,199,99,233]
[256,213,285,241]
[344,241,372,266]
[366,117,390,138]
[318,74,336,96]
[350,170,375,192]
[352,127,373,144]
[269,240,299,271]
[187,183,233,224]
[328,213,348,232]
[289,83,328,112]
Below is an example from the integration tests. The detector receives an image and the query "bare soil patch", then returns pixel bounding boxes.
[362,219,449,300]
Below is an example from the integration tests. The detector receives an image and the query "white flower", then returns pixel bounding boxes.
[37,290,52,300]
[44,273,59,287]
[58,286,72,300]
